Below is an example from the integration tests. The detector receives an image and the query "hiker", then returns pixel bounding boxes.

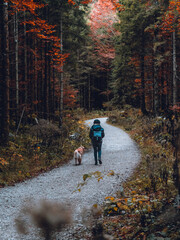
[89,119,105,165]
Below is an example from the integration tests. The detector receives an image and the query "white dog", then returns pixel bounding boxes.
[74,146,85,165]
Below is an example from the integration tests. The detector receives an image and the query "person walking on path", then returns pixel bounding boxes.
[89,119,105,165]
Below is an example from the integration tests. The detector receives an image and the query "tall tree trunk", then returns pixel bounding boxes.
[24,12,28,106]
[153,54,159,115]
[43,41,49,119]
[34,39,38,113]
[43,5,49,120]
[14,11,19,123]
[48,56,52,120]
[0,1,10,145]
[77,49,81,107]
[172,30,177,107]
[59,15,63,127]
[52,63,55,119]
[161,64,166,111]
[88,73,91,111]
[40,42,44,118]
[140,33,147,114]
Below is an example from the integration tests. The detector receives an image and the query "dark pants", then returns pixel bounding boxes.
[92,142,102,163]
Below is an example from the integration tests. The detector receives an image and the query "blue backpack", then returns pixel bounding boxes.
[93,130,102,138]
[93,128,102,141]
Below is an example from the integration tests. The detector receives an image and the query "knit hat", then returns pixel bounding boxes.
[94,119,100,124]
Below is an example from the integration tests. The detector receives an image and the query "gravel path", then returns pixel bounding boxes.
[0,118,140,240]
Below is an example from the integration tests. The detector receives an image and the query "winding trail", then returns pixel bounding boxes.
[0,118,140,240]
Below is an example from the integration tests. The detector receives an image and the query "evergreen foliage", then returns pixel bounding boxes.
[111,0,179,114]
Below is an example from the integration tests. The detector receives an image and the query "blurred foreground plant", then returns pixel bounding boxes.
[15,200,72,240]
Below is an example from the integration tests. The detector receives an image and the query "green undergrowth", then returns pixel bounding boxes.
[103,107,180,240]
[0,109,91,187]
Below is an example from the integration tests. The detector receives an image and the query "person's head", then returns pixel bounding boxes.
[93,119,100,125]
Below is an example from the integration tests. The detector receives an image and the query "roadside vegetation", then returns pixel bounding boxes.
[0,109,90,187]
[103,106,180,240]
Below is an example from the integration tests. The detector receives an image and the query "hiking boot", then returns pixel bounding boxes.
[95,161,98,165]
[99,159,102,164]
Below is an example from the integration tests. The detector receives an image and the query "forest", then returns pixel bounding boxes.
[0,0,179,144]
[0,0,180,239]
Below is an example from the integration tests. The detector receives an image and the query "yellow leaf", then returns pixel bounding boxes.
[105,196,115,201]
[0,158,9,165]
[107,170,115,176]
[153,202,157,208]
[124,198,128,204]
[94,171,102,178]
[122,205,129,210]
[148,205,152,212]
[98,177,103,182]
[114,207,118,211]
[83,174,90,181]
[117,202,121,208]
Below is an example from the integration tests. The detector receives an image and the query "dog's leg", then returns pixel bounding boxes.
[78,157,82,165]
[74,151,78,165]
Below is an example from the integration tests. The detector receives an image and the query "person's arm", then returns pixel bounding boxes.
[89,127,93,139]
[101,128,105,138]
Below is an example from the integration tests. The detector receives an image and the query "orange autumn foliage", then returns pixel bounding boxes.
[67,0,93,6]
[110,0,125,11]
[161,0,180,33]
[63,84,78,108]
[7,0,44,15]
[7,0,69,71]
[89,0,118,68]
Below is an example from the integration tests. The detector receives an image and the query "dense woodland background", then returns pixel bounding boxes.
[0,0,179,145]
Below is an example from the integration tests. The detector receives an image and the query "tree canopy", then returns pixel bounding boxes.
[0,0,179,144]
